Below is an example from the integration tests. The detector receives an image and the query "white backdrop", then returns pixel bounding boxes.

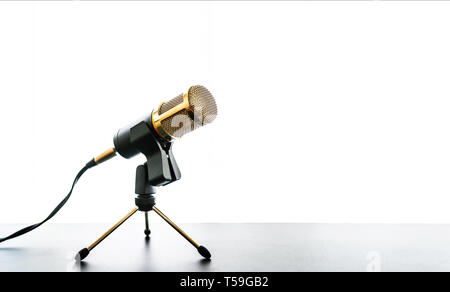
[0,1,450,224]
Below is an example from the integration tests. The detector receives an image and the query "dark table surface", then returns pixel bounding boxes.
[1,222,450,272]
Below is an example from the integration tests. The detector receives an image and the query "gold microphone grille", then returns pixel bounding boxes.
[158,85,218,138]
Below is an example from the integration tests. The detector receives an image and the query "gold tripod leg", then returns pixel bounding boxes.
[152,206,212,259]
[152,206,199,248]
[77,207,139,260]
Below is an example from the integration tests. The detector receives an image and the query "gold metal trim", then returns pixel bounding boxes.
[94,148,116,164]
[151,109,172,141]
[159,93,190,121]
[151,88,194,141]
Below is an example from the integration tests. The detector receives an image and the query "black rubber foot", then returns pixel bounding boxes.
[197,246,211,259]
[77,248,90,261]
[144,229,151,237]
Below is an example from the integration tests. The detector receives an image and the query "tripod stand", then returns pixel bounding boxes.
[76,162,211,261]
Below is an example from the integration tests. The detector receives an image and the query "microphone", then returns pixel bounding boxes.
[94,85,218,186]
[0,85,217,245]
[93,85,217,165]
[78,85,218,260]
[112,85,218,160]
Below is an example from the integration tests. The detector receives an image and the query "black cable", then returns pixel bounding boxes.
[0,159,97,244]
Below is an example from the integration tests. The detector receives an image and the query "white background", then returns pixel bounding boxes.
[0,1,449,224]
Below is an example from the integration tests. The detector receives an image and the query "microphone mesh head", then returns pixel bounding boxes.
[157,85,217,139]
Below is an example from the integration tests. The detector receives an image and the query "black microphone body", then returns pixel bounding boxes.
[113,113,159,159]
